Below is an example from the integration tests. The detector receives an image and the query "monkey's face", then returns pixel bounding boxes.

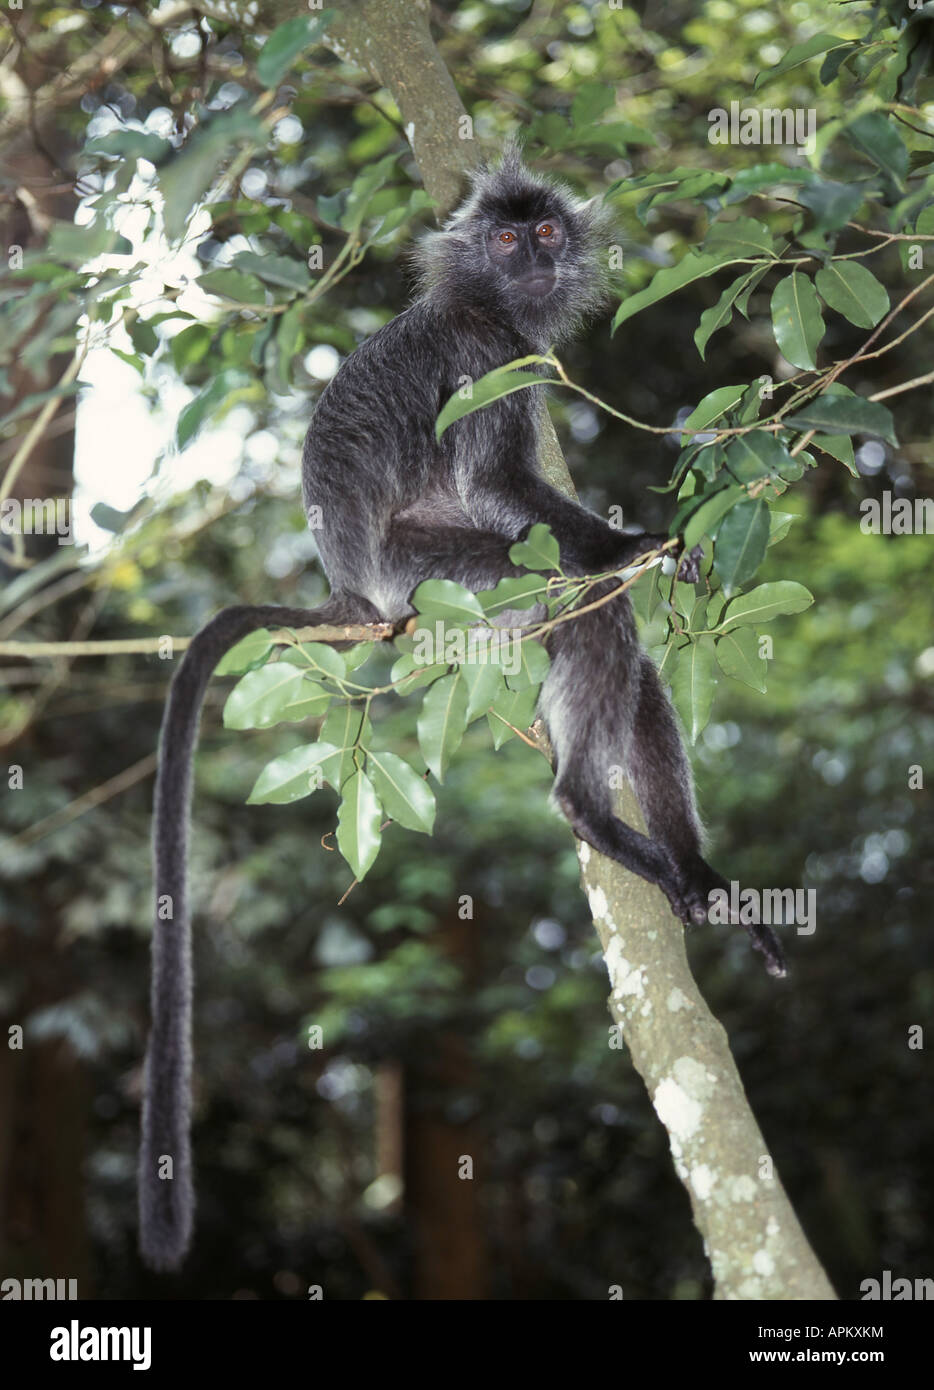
[413,154,611,347]
[487,215,566,301]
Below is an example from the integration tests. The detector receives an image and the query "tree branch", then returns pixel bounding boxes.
[0,622,394,659]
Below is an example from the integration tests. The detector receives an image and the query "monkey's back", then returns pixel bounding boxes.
[301,298,540,597]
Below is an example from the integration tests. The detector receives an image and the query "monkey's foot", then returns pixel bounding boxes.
[668,861,788,978]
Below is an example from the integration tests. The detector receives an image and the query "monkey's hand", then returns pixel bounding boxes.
[673,540,705,585]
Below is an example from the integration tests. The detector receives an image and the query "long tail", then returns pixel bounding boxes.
[139,597,379,1271]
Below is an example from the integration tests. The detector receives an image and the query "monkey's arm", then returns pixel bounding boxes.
[449,398,667,575]
[471,468,667,576]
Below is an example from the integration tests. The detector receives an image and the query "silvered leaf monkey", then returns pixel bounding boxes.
[140,146,785,1272]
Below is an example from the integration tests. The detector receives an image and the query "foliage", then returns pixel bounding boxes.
[1,0,932,1301]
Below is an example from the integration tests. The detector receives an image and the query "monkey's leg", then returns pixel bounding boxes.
[626,656,787,977]
[140,593,379,1272]
[541,587,687,895]
[541,589,786,977]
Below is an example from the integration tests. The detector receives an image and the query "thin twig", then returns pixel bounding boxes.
[0,622,394,659]
[4,751,158,851]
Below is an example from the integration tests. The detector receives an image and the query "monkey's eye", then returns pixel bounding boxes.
[497,230,516,244]
[536,222,556,238]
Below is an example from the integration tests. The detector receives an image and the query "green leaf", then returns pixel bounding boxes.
[716,628,768,692]
[570,83,615,127]
[320,705,370,789]
[713,499,770,595]
[171,323,212,371]
[176,368,251,447]
[487,684,539,749]
[435,356,553,438]
[571,119,656,151]
[247,741,340,805]
[411,579,486,623]
[629,565,662,626]
[612,250,741,331]
[783,396,897,447]
[89,501,137,533]
[703,217,775,257]
[230,250,312,292]
[531,112,571,152]
[256,11,335,87]
[681,384,746,443]
[693,442,726,483]
[505,639,551,691]
[477,573,548,617]
[650,636,680,686]
[224,663,317,729]
[216,629,274,676]
[389,653,449,695]
[341,643,375,672]
[367,189,437,246]
[276,302,305,379]
[107,348,145,374]
[724,164,816,200]
[812,433,857,475]
[845,112,908,188]
[48,219,133,264]
[820,43,859,85]
[767,511,796,547]
[694,266,769,358]
[639,170,728,216]
[417,673,469,781]
[797,180,865,234]
[814,262,890,329]
[509,523,561,572]
[683,484,746,549]
[336,770,383,880]
[720,581,814,631]
[670,636,716,743]
[196,268,267,303]
[755,33,849,89]
[160,109,262,241]
[366,751,435,834]
[276,682,333,723]
[291,641,347,682]
[459,656,507,720]
[724,430,793,483]
[771,272,825,370]
[87,129,171,164]
[340,154,402,232]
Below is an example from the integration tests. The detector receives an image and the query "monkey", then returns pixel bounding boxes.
[139,144,786,1272]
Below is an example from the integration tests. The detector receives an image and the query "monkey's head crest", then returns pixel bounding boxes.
[413,138,614,348]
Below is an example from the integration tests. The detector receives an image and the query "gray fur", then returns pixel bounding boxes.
[140,147,785,1273]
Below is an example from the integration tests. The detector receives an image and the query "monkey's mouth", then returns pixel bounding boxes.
[517,273,556,299]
